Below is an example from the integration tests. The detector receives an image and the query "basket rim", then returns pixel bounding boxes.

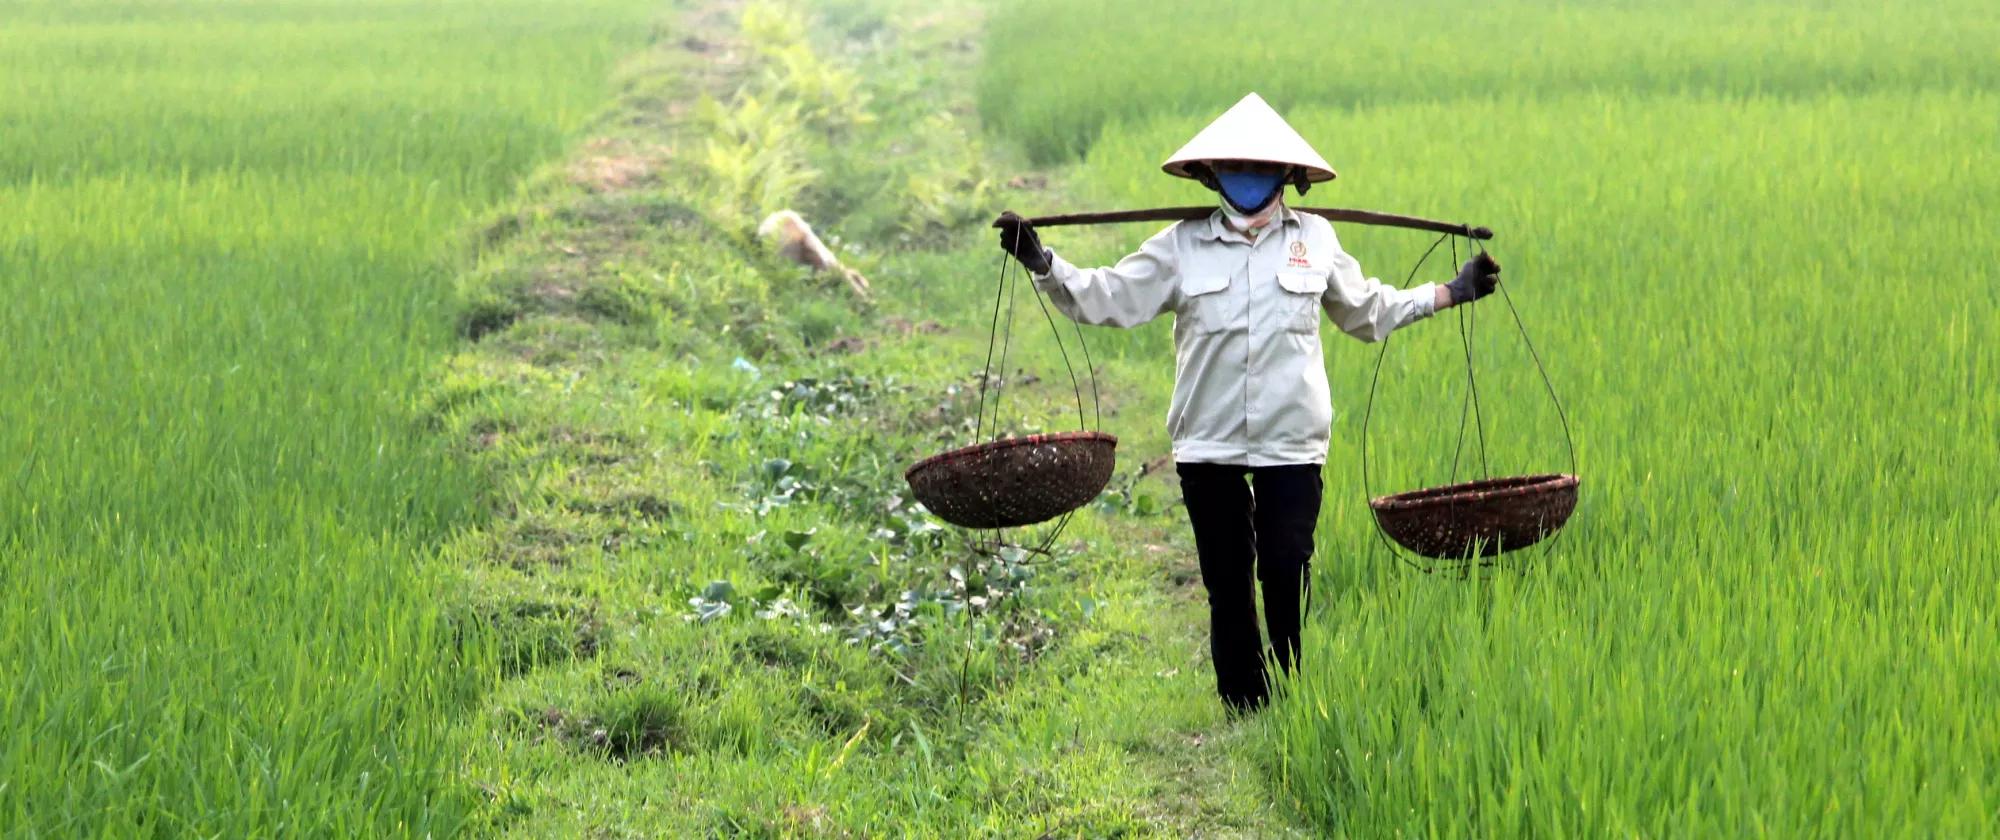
[1369,473,1578,512]
[904,431,1119,480]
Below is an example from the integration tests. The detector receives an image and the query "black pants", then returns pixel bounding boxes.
[1177,461,1322,712]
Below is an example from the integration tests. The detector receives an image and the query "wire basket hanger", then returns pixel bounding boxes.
[1359,231,1580,574]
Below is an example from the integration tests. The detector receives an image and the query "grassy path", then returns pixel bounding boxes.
[431,0,1303,834]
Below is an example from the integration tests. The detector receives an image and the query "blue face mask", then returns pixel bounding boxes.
[1216,168,1287,214]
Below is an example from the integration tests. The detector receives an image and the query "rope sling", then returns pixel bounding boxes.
[1360,232,1579,573]
[902,245,1113,556]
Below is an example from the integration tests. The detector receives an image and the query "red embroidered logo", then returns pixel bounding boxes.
[1286,240,1311,268]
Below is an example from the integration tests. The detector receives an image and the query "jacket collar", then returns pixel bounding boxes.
[1197,202,1300,244]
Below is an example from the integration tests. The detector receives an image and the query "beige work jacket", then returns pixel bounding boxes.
[1033,206,1437,466]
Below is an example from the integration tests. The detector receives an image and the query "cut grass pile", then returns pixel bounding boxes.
[984,0,1998,834]
[0,2,655,834]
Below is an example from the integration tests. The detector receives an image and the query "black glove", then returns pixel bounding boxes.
[1446,252,1500,305]
[993,211,1052,275]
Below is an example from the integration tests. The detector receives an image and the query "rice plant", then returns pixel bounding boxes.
[0,2,654,835]
[983,1,1999,833]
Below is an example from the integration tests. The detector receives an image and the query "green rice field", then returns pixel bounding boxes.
[984,0,1999,834]
[5,0,1995,834]
[0,2,653,834]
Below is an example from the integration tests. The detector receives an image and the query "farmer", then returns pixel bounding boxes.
[993,93,1499,713]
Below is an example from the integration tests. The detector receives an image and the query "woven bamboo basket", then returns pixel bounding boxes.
[904,431,1118,530]
[1369,473,1579,559]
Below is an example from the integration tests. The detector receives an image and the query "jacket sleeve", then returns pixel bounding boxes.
[1030,225,1180,328]
[1321,242,1438,343]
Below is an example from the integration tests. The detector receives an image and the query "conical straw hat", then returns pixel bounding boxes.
[1161,92,1337,183]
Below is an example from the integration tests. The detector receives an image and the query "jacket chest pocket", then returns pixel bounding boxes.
[1277,271,1328,333]
[1177,273,1242,335]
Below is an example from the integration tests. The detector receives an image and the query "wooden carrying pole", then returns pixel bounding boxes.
[1020,206,1493,240]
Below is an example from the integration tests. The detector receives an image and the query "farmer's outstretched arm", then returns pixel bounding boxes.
[1320,238,1439,343]
[1034,225,1181,328]
[995,212,1178,328]
[1324,246,1502,341]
